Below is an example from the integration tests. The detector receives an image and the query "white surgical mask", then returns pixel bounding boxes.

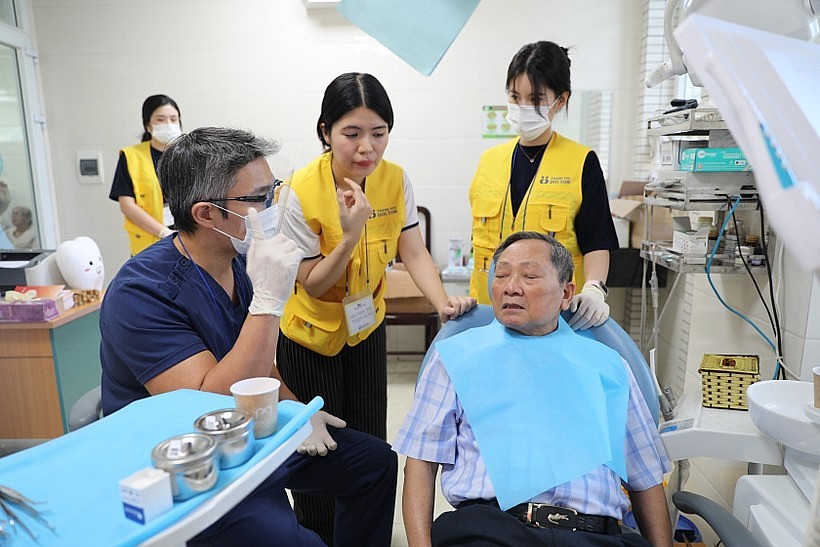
[211,203,280,255]
[151,123,182,145]
[506,99,559,141]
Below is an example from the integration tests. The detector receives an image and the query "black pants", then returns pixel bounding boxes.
[432,505,650,547]
[277,323,388,545]
[189,427,397,546]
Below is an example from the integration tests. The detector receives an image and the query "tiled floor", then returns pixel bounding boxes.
[387,356,451,547]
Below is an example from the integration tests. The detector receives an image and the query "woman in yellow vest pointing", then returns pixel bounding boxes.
[278,72,475,543]
[469,41,619,330]
[109,94,181,255]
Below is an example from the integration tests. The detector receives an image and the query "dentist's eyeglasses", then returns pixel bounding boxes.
[205,180,283,208]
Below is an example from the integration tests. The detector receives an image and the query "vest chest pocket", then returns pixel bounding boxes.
[471,195,504,249]
[369,233,398,269]
[529,202,570,235]
[283,298,347,357]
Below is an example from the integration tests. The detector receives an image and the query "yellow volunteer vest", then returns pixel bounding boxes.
[281,153,406,356]
[469,133,588,304]
[121,141,163,255]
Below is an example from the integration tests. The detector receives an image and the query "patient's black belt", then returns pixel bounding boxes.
[458,498,621,535]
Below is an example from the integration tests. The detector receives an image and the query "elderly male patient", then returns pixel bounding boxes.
[100,127,396,546]
[395,231,672,547]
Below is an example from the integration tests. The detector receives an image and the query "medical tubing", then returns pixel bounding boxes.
[729,205,779,346]
[705,196,780,379]
[758,205,786,379]
[649,266,659,354]
[639,273,682,354]
[728,205,784,377]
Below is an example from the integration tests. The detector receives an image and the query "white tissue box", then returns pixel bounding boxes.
[672,230,708,255]
[119,467,173,524]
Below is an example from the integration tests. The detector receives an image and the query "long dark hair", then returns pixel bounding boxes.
[506,41,572,111]
[316,73,394,151]
[141,94,181,142]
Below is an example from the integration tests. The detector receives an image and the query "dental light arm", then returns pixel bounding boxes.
[644,0,689,88]
[645,0,820,88]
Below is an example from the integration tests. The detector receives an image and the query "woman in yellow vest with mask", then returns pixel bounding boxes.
[109,94,181,255]
[278,72,475,543]
[470,41,619,330]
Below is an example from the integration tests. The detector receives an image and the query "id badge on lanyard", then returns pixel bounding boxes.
[342,290,377,336]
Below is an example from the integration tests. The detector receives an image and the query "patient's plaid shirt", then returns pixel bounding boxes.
[394,350,671,519]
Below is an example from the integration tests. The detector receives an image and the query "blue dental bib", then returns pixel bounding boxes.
[437,317,628,510]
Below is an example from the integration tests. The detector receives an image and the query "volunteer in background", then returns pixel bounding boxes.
[468,41,618,330]
[109,94,182,255]
[279,72,475,543]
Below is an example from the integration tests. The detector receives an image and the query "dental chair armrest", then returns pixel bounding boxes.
[672,491,764,547]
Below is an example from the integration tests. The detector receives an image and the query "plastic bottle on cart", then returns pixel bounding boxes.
[448,238,463,269]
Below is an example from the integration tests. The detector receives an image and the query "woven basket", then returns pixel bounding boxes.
[699,354,760,410]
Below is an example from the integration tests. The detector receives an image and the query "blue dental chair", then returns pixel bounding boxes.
[431,246,763,546]
[419,304,761,547]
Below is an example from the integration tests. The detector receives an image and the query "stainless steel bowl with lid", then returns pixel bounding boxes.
[151,433,219,501]
[193,408,256,469]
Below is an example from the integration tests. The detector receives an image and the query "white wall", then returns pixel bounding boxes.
[31,0,643,282]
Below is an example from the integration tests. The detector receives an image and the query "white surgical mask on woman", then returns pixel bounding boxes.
[506,98,559,141]
[151,123,182,145]
[210,203,280,255]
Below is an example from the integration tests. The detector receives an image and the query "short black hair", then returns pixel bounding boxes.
[492,231,574,285]
[157,127,278,233]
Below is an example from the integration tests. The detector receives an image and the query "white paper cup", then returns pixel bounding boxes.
[813,366,820,409]
[230,377,280,438]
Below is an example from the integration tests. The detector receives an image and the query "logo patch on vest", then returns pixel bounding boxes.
[370,206,398,219]
[539,176,571,185]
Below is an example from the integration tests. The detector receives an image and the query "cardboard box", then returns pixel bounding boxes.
[679,147,750,172]
[610,195,675,249]
[385,263,424,299]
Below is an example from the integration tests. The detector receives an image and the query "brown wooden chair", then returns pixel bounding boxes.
[385,206,440,355]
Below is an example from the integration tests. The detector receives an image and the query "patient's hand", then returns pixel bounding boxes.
[439,295,477,323]
[297,410,347,457]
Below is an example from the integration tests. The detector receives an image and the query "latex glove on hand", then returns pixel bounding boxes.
[439,295,477,323]
[246,207,305,316]
[568,282,609,330]
[297,410,347,457]
[158,227,175,239]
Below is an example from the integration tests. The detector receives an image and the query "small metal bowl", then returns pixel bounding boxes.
[193,408,256,469]
[152,433,219,501]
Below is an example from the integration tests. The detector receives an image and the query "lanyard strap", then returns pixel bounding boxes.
[177,234,232,350]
